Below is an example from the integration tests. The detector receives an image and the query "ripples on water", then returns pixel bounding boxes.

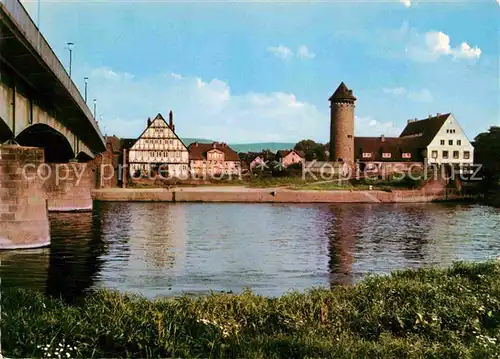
[1,203,499,301]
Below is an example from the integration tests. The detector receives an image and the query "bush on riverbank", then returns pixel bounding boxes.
[2,261,500,358]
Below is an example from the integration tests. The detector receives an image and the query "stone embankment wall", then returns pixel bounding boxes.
[92,187,461,204]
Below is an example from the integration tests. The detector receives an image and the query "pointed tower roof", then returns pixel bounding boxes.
[329,82,356,102]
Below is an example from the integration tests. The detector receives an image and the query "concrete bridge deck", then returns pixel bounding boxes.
[0,0,105,154]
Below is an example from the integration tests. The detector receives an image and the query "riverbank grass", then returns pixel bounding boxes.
[2,261,499,358]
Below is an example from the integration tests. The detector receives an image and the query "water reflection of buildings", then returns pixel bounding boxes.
[127,203,187,271]
[45,210,106,303]
[326,203,439,287]
[326,205,358,286]
[96,203,188,295]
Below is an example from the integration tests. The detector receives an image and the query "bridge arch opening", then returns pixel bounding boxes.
[0,120,14,143]
[16,124,74,163]
[76,151,93,163]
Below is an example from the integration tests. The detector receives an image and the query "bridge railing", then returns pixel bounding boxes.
[0,0,105,148]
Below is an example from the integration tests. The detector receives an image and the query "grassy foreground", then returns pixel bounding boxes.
[2,261,500,358]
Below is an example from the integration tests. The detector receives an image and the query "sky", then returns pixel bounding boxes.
[21,0,500,143]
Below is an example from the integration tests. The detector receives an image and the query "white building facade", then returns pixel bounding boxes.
[128,112,189,178]
[425,114,474,166]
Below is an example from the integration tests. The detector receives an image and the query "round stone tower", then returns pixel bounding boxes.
[329,82,356,164]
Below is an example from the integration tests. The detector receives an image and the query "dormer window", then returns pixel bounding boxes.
[382,153,392,159]
[362,153,372,158]
[402,153,412,159]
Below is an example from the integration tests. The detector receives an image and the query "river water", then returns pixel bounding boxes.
[1,202,499,301]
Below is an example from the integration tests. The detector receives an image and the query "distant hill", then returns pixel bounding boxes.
[180,139,297,153]
[181,138,214,146]
[229,142,296,153]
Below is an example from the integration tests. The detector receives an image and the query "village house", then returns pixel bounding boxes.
[242,151,276,172]
[188,142,241,177]
[249,155,267,171]
[355,113,474,170]
[126,112,189,178]
[275,149,305,167]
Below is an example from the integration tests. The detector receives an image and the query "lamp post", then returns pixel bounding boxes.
[84,77,88,103]
[37,0,41,29]
[93,99,97,119]
[66,42,74,78]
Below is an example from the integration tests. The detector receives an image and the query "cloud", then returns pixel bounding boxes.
[91,66,134,81]
[400,0,412,7]
[267,45,294,61]
[382,87,433,102]
[355,116,401,137]
[382,87,407,96]
[406,30,481,62]
[268,44,315,61]
[296,45,316,59]
[171,72,183,79]
[84,67,327,143]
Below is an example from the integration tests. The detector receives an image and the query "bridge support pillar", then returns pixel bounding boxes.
[0,145,50,249]
[45,163,93,212]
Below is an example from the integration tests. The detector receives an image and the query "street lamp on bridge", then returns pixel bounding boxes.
[66,42,74,78]
[84,77,88,103]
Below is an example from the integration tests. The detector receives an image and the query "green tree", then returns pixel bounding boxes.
[474,126,500,174]
[294,139,326,161]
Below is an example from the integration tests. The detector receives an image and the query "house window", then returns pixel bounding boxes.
[382,153,392,159]
[457,140,462,146]
[464,151,470,159]
[453,151,459,159]
[449,140,453,145]
[402,153,412,159]
[362,153,372,158]
[440,140,445,145]
[431,150,438,159]
[443,150,449,159]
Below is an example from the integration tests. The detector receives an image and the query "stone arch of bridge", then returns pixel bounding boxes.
[15,123,75,163]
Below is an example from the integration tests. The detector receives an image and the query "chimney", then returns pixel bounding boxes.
[381,134,385,142]
[169,111,175,132]
[428,114,432,120]
[213,142,217,148]
[407,119,413,124]
[147,117,151,127]
[436,112,441,117]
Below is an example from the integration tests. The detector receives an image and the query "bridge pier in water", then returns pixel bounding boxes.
[45,162,94,212]
[0,145,50,249]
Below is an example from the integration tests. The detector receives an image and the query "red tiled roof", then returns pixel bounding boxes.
[277,149,305,158]
[105,136,121,152]
[354,136,425,162]
[355,113,451,162]
[399,113,450,147]
[188,142,240,161]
